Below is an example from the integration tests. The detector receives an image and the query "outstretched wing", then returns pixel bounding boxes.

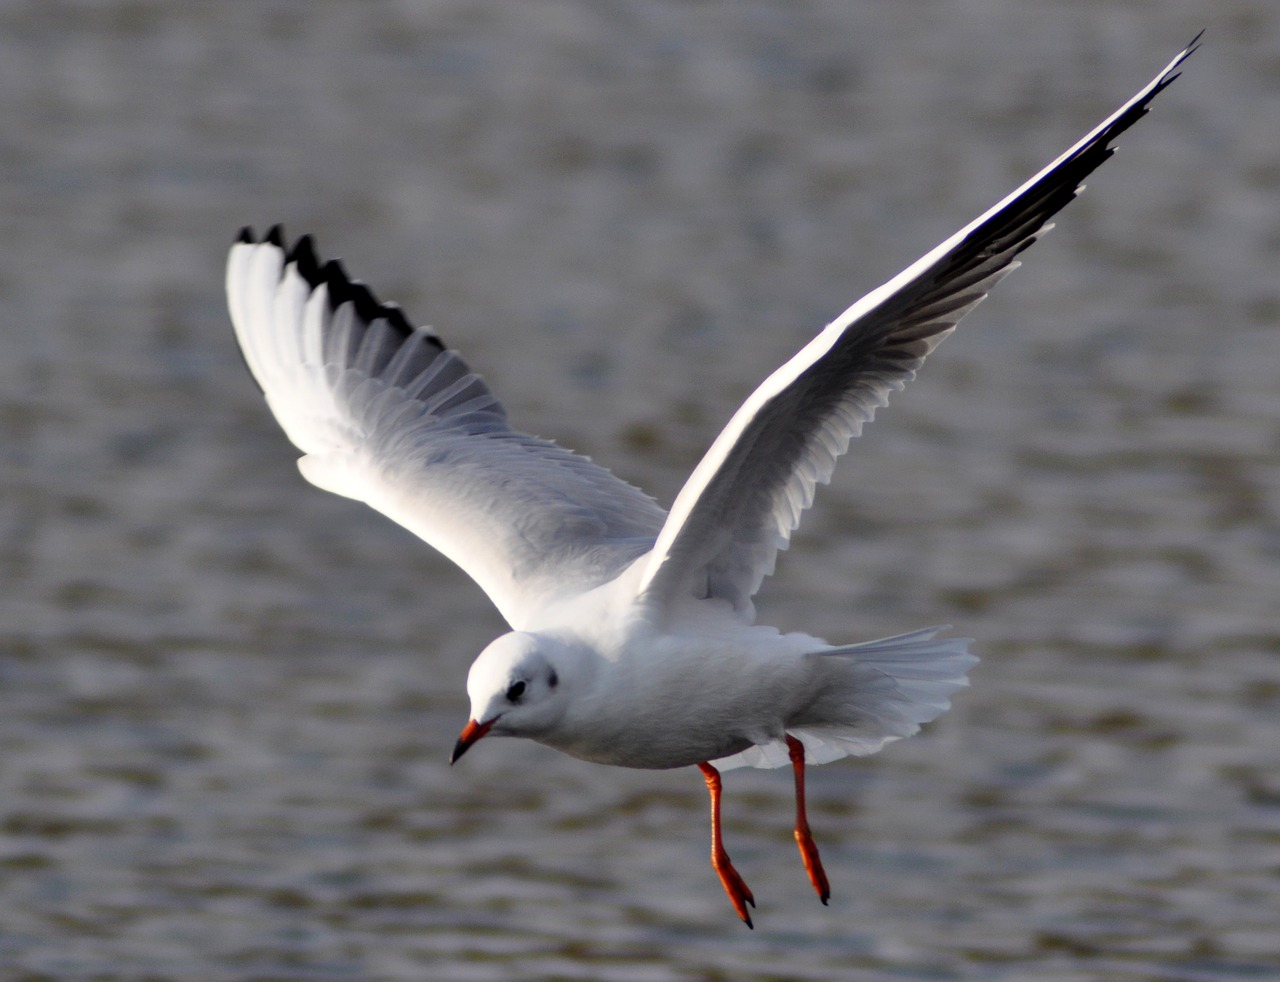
[227,227,666,629]
[638,37,1199,618]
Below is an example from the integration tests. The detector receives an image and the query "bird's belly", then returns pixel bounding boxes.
[538,695,776,770]
[539,729,756,770]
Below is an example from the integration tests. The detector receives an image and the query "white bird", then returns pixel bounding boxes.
[225,37,1197,927]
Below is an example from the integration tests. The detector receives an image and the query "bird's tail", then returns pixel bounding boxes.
[717,627,976,770]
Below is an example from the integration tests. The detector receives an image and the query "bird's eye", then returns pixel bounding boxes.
[506,680,527,702]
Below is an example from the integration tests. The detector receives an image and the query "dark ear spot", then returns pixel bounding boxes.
[548,669,559,689]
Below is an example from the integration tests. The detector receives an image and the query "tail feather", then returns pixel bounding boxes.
[715,627,976,770]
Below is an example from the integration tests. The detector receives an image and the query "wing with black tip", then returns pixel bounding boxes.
[638,37,1199,619]
[226,227,666,629]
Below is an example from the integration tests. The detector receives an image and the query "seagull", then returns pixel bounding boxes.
[225,37,1197,927]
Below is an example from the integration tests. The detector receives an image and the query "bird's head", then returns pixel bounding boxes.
[451,631,571,763]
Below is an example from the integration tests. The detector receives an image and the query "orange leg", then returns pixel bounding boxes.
[698,761,755,928]
[786,734,830,904]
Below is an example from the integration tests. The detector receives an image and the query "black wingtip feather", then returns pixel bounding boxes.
[286,234,320,284]
[952,36,1196,282]
[319,258,352,307]
[310,254,423,343]
[234,224,438,346]
[350,281,387,326]
[381,302,417,338]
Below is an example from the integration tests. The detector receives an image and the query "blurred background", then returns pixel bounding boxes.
[2,1,1277,979]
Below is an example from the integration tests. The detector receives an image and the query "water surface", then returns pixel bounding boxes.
[2,2,1278,979]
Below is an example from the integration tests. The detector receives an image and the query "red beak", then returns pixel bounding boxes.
[450,717,494,764]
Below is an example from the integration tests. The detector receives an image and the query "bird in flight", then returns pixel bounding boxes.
[226,37,1197,927]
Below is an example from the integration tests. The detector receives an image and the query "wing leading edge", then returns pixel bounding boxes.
[638,36,1200,619]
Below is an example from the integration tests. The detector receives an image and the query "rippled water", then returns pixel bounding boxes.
[3,2,1278,979]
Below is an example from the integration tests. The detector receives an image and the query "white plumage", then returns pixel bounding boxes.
[226,37,1197,926]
